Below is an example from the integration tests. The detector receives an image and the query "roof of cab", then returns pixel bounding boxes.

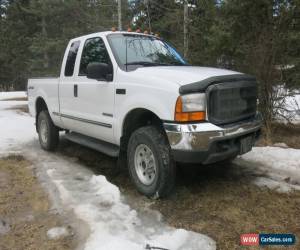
[71,31,155,42]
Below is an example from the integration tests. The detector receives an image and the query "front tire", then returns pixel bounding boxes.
[127,126,176,198]
[37,110,59,151]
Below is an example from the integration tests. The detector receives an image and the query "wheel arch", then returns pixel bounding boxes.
[120,108,165,152]
[35,97,48,132]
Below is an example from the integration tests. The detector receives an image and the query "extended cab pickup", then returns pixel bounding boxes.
[28,31,262,197]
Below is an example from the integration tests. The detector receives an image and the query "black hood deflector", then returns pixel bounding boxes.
[179,74,256,94]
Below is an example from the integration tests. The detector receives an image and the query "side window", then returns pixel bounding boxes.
[79,37,111,76]
[64,41,80,77]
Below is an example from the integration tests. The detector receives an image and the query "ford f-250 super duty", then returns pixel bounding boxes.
[28,31,262,198]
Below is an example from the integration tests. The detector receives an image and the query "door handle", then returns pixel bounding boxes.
[74,84,78,97]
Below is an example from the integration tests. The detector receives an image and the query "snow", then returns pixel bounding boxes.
[284,93,300,123]
[0,100,36,153]
[45,166,215,250]
[236,146,300,192]
[276,88,300,124]
[0,93,216,250]
[272,142,288,148]
[253,177,300,193]
[47,227,69,240]
[0,91,27,100]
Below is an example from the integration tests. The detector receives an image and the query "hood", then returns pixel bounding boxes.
[133,66,241,86]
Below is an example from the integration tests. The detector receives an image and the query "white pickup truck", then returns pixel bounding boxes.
[28,31,262,197]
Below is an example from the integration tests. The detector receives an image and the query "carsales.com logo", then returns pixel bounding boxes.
[240,234,296,246]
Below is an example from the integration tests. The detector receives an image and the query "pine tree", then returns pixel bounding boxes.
[0,0,35,90]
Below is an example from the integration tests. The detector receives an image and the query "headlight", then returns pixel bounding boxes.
[175,93,206,122]
[181,93,206,112]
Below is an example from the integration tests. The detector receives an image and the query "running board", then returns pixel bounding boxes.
[64,132,119,157]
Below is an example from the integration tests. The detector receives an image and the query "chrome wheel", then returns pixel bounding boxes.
[40,119,48,144]
[134,144,157,185]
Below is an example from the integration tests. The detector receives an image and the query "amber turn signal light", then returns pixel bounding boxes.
[175,96,206,122]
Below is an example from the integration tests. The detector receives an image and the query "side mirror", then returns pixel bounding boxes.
[87,62,113,81]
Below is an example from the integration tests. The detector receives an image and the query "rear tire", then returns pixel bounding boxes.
[127,126,175,198]
[37,110,59,151]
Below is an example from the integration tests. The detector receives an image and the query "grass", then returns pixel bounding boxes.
[254,122,300,149]
[0,156,76,250]
[270,123,300,149]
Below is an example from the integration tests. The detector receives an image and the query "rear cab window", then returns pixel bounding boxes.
[64,41,80,77]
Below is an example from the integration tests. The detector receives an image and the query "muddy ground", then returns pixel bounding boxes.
[0,156,76,250]
[56,138,300,250]
[4,101,300,249]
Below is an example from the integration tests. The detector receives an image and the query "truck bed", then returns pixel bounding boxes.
[27,77,60,119]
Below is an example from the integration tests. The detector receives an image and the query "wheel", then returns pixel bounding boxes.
[37,110,59,151]
[127,126,176,198]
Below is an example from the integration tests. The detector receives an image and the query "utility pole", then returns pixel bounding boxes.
[118,0,122,31]
[145,0,152,32]
[41,1,49,69]
[183,0,189,58]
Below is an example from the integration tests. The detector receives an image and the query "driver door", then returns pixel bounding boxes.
[60,37,115,143]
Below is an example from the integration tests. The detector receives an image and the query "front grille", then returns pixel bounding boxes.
[207,80,257,125]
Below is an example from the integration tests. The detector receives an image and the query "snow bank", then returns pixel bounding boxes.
[0,92,33,154]
[253,177,300,193]
[0,91,26,100]
[237,146,300,192]
[46,169,215,250]
[276,88,300,124]
[0,100,28,110]
[283,93,300,123]
[0,104,36,153]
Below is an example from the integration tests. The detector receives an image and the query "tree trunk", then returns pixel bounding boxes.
[41,14,49,69]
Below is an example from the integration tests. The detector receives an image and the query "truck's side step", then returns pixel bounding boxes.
[64,132,119,157]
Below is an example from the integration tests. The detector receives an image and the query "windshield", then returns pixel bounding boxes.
[107,33,188,71]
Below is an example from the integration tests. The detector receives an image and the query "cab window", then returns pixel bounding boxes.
[79,37,111,76]
[64,41,80,77]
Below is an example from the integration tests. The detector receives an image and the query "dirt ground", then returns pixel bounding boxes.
[57,138,300,250]
[268,123,300,149]
[151,165,300,250]
[0,155,76,250]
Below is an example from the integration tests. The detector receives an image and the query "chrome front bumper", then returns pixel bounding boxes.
[163,114,262,164]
